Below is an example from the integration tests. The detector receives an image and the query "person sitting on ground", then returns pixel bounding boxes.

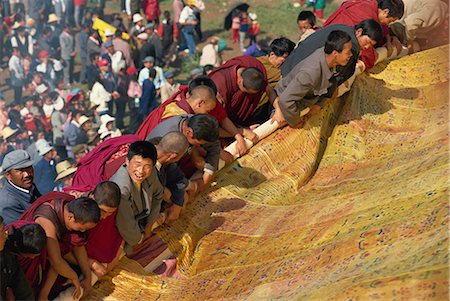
[110,141,163,254]
[146,114,220,192]
[200,36,227,68]
[0,150,41,225]
[272,30,355,128]
[19,194,100,300]
[1,216,47,299]
[297,10,320,43]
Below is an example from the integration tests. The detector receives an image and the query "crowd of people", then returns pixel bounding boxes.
[0,0,448,300]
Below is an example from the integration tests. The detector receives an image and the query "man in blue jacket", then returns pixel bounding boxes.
[0,150,41,225]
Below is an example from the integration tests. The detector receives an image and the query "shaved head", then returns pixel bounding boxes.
[189,85,217,104]
[159,131,189,155]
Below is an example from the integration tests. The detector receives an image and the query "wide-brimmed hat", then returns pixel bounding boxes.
[100,131,112,140]
[1,127,18,140]
[133,13,144,23]
[55,160,77,181]
[48,13,59,23]
[1,150,34,173]
[100,114,115,125]
[36,140,54,156]
[73,144,88,156]
[78,115,91,126]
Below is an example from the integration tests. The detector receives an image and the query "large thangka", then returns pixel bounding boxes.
[87,46,449,300]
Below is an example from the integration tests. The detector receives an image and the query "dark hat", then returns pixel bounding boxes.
[103,40,113,48]
[1,150,34,173]
[164,71,174,78]
[142,56,155,63]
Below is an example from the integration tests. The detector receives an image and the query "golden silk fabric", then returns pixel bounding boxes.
[87,46,449,300]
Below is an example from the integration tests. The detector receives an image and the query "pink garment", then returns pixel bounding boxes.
[173,0,184,23]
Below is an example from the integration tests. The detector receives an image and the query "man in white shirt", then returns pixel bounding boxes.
[179,2,198,58]
[8,47,25,103]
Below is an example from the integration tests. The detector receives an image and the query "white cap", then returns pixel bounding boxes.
[36,140,54,156]
[53,96,65,111]
[104,28,114,37]
[137,32,148,40]
[100,114,115,125]
[133,13,144,23]
[249,13,257,20]
[36,84,48,94]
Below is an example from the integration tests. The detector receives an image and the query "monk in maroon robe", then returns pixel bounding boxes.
[19,192,100,300]
[208,55,271,126]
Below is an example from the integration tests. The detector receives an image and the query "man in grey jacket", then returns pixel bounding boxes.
[272,30,355,128]
[146,114,220,192]
[59,24,75,86]
[110,141,164,254]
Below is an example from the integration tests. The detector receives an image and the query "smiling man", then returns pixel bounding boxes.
[0,150,42,225]
[110,141,164,254]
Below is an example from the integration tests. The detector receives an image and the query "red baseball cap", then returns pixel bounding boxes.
[38,50,49,59]
[97,58,109,67]
[126,66,137,75]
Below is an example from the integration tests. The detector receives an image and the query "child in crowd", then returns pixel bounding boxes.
[231,11,240,43]
[239,11,249,51]
[247,12,260,46]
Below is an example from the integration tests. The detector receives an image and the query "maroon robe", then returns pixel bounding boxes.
[16,192,86,295]
[5,220,48,296]
[85,212,123,264]
[136,86,188,140]
[208,55,268,126]
[70,134,140,192]
[323,0,387,69]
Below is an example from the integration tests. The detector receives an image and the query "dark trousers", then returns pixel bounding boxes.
[13,86,22,104]
[115,98,127,129]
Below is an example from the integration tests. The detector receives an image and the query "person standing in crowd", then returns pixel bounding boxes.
[179,0,198,58]
[34,140,57,194]
[8,47,24,103]
[59,24,76,86]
